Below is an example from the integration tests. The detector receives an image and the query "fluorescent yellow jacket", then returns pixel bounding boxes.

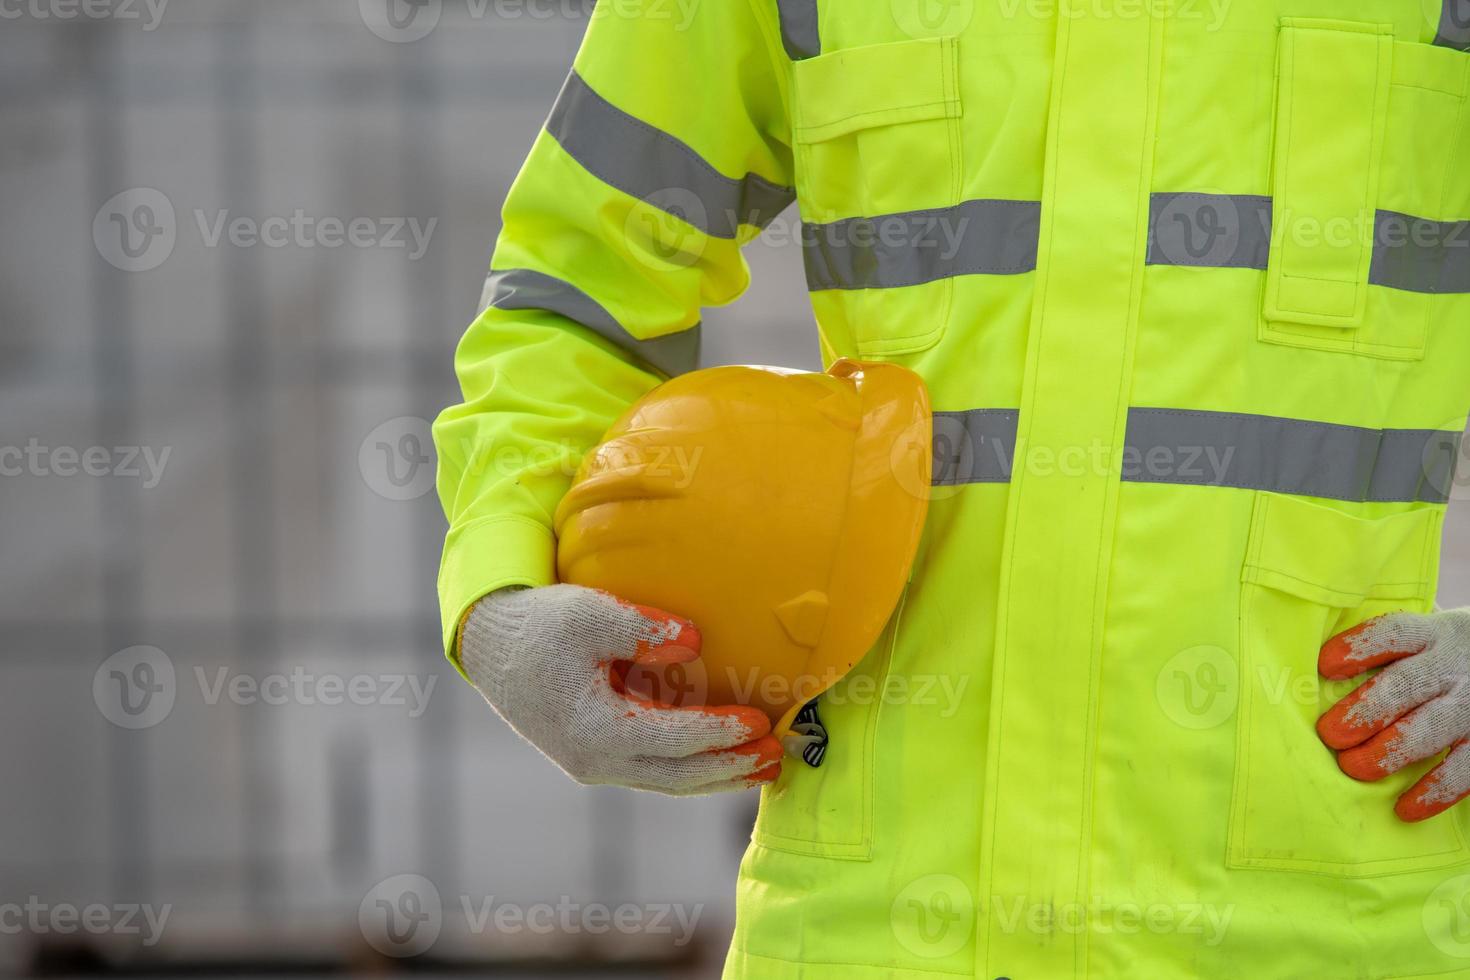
[435,0,1470,975]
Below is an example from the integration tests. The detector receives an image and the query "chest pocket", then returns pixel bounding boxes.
[792,36,964,355]
[1261,19,1469,360]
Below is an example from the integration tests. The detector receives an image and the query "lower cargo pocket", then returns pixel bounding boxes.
[750,587,907,860]
[1228,491,1470,875]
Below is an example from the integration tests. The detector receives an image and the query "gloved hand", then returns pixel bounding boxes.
[1316,609,1470,821]
[457,584,782,795]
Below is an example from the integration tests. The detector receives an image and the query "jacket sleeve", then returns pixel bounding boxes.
[433,0,797,666]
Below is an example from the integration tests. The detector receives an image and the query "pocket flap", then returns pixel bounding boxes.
[1392,38,1468,98]
[1241,492,1441,606]
[1264,19,1393,329]
[792,36,961,143]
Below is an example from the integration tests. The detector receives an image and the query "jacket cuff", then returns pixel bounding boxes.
[438,515,557,678]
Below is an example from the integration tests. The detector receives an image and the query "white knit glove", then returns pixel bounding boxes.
[457,584,782,795]
[1317,609,1470,821]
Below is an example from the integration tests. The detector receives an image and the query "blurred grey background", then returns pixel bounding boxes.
[2,1,1469,978]
[0,0,814,976]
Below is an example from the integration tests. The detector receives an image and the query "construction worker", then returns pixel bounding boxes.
[434,1,1470,976]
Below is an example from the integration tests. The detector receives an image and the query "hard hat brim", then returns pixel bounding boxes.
[771,359,933,735]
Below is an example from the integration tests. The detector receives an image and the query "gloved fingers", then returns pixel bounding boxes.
[1397,739,1470,822]
[1335,694,1470,780]
[749,760,783,782]
[634,642,701,668]
[1317,653,1449,750]
[622,601,701,666]
[587,681,773,759]
[674,761,782,796]
[628,761,781,797]
[625,735,784,794]
[581,586,702,665]
[1319,612,1438,680]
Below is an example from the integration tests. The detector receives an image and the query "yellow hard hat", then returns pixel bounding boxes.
[554,359,931,736]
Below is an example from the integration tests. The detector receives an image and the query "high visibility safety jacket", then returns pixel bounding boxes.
[435,0,1470,975]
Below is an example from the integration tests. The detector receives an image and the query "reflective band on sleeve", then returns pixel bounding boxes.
[1434,0,1470,50]
[480,269,700,377]
[803,200,1040,291]
[777,0,820,59]
[545,71,795,240]
[1147,193,1470,294]
[931,409,1019,485]
[930,406,1460,502]
[1123,408,1459,503]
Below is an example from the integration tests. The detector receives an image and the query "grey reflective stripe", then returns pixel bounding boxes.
[931,409,1019,485]
[1147,193,1272,270]
[803,200,1040,291]
[1148,193,1470,294]
[776,0,820,59]
[480,269,700,377]
[1370,211,1470,294]
[930,406,1459,502]
[545,71,795,240]
[1435,0,1470,50]
[1123,408,1459,503]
